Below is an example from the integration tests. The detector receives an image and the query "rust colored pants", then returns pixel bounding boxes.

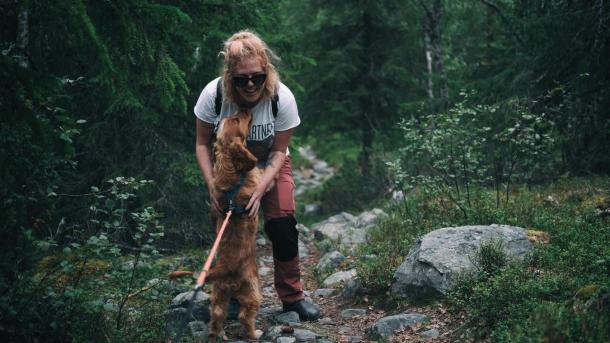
[261,156,304,304]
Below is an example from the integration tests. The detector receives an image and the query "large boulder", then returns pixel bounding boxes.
[392,224,533,295]
[312,209,388,251]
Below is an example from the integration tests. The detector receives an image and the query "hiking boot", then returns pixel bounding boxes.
[282,299,320,321]
[227,298,240,320]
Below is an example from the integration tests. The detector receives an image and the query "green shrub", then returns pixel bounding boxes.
[0,177,172,342]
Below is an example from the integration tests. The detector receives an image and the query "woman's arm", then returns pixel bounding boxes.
[195,118,222,217]
[245,129,292,217]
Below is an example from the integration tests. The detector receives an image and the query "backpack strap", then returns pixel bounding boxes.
[215,76,279,118]
[271,93,279,118]
[215,77,223,116]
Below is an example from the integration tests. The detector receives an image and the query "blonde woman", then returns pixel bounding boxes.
[194,30,320,321]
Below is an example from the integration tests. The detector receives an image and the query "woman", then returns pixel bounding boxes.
[194,30,320,321]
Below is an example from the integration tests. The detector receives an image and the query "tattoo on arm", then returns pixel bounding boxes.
[266,151,283,169]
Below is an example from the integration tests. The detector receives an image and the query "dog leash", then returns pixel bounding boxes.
[172,209,233,342]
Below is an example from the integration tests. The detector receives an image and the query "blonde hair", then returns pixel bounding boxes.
[220,30,280,103]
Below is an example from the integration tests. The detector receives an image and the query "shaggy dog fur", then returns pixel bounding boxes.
[206,110,262,340]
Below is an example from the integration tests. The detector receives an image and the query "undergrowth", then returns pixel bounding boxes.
[355,177,610,342]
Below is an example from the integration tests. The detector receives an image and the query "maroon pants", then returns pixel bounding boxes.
[261,156,304,304]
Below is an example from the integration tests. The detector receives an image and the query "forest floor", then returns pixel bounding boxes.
[242,238,463,342]
[216,147,465,342]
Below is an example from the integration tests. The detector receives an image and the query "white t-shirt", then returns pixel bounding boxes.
[194,77,300,161]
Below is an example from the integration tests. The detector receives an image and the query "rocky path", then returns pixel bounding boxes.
[168,146,460,342]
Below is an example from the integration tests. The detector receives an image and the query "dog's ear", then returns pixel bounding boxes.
[229,138,257,172]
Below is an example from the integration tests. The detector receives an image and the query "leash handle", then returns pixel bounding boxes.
[196,210,233,287]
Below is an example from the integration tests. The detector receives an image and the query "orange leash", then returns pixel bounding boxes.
[171,210,233,343]
[195,209,233,288]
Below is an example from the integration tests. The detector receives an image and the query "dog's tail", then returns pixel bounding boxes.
[168,270,194,280]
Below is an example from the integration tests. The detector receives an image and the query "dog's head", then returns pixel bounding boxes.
[215,110,257,172]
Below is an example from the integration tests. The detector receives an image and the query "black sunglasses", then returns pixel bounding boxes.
[232,73,267,88]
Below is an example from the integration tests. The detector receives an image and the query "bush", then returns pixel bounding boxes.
[0,177,172,342]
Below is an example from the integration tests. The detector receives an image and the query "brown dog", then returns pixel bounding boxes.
[206,110,262,340]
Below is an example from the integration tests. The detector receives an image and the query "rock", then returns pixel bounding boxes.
[259,266,272,277]
[355,209,388,229]
[319,317,333,325]
[313,160,329,172]
[299,240,308,258]
[262,325,283,341]
[312,209,387,251]
[293,328,317,342]
[257,237,267,246]
[313,288,337,298]
[346,336,362,343]
[275,311,301,324]
[369,313,428,339]
[188,321,207,336]
[421,328,440,339]
[304,203,322,215]
[392,224,533,295]
[277,337,296,343]
[341,309,367,318]
[296,224,311,239]
[316,251,346,272]
[341,279,362,299]
[323,269,357,288]
[165,307,189,322]
[170,290,210,308]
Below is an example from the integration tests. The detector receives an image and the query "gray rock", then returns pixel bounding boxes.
[316,251,346,272]
[304,203,322,215]
[341,279,362,299]
[299,240,308,258]
[313,288,337,298]
[165,307,189,322]
[319,317,333,325]
[257,237,267,246]
[263,325,284,341]
[188,321,207,336]
[323,269,357,287]
[346,336,362,343]
[293,329,317,342]
[369,313,429,339]
[421,328,440,339]
[313,160,329,172]
[277,337,296,343]
[275,311,301,324]
[259,266,272,277]
[296,224,311,238]
[355,208,388,229]
[170,290,210,308]
[339,326,352,334]
[392,225,533,295]
[341,308,367,318]
[311,209,387,251]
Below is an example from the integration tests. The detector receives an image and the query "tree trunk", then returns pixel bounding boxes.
[16,0,30,68]
[360,10,374,177]
[423,31,434,100]
[420,0,448,108]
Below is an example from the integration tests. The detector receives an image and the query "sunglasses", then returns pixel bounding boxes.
[232,73,267,88]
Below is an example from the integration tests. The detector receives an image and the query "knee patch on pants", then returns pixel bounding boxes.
[264,216,298,262]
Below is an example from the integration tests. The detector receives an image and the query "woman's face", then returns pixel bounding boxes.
[232,57,265,106]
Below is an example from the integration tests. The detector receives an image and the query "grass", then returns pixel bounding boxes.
[352,177,610,341]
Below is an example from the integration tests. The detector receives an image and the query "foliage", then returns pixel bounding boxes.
[358,176,610,341]
[390,92,557,219]
[309,156,389,215]
[0,178,171,342]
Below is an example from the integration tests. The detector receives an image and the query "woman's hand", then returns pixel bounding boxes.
[209,192,223,218]
[246,184,266,217]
